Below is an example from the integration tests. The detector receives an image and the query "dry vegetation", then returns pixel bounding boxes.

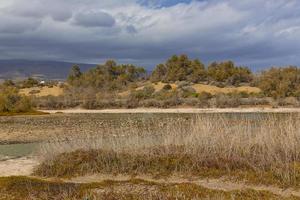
[119,82,260,98]
[35,114,300,188]
[192,84,261,95]
[1,177,295,200]
[20,86,64,97]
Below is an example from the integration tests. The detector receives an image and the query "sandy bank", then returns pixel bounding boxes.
[0,157,39,177]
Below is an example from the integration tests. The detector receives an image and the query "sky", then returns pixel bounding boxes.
[0,0,300,70]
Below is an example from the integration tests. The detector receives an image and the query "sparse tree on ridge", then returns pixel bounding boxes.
[67,65,82,85]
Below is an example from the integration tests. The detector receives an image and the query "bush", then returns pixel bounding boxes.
[162,84,172,91]
[198,92,213,100]
[182,98,199,107]
[258,66,300,98]
[29,90,41,95]
[215,93,240,108]
[139,99,161,107]
[0,86,33,113]
[160,97,182,108]
[178,86,197,98]
[239,97,269,106]
[130,85,155,100]
[21,77,39,88]
[177,81,190,88]
[278,97,300,107]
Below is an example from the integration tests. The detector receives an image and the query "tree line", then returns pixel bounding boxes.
[67,54,300,98]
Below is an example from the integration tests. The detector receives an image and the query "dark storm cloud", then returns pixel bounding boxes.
[0,0,300,69]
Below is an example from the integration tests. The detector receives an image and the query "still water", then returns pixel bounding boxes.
[0,143,39,160]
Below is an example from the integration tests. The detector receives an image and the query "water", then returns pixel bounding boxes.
[0,143,39,160]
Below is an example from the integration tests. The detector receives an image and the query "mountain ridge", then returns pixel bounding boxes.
[0,59,96,80]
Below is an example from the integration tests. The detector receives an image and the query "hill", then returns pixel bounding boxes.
[0,60,95,80]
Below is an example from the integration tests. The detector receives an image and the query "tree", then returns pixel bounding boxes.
[207,61,253,85]
[67,65,82,85]
[151,55,207,83]
[188,59,207,83]
[67,60,146,91]
[151,64,167,82]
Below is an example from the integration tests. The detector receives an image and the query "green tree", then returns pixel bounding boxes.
[151,55,206,83]
[68,60,146,91]
[207,61,252,85]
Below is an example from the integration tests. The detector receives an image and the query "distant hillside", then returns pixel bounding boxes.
[0,60,95,80]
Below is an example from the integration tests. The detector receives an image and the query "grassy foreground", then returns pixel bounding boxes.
[0,176,298,200]
[35,114,300,188]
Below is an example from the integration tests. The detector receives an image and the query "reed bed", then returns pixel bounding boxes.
[35,114,300,186]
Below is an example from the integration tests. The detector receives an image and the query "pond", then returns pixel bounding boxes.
[0,143,39,160]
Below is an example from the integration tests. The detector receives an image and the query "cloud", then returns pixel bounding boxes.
[4,0,73,21]
[0,0,300,69]
[0,14,41,33]
[73,11,116,28]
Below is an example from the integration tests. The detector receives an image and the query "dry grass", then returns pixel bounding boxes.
[118,82,260,97]
[192,84,261,95]
[35,114,300,187]
[0,177,296,200]
[20,86,64,97]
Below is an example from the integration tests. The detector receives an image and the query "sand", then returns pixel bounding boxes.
[0,157,39,177]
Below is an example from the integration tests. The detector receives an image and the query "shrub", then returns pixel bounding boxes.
[0,86,33,113]
[21,77,39,88]
[215,93,240,108]
[239,97,269,106]
[258,66,300,98]
[177,81,190,88]
[160,97,182,108]
[198,92,213,100]
[182,97,199,107]
[278,97,300,107]
[178,86,197,98]
[162,84,172,91]
[29,90,41,95]
[139,99,161,107]
[130,85,155,100]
